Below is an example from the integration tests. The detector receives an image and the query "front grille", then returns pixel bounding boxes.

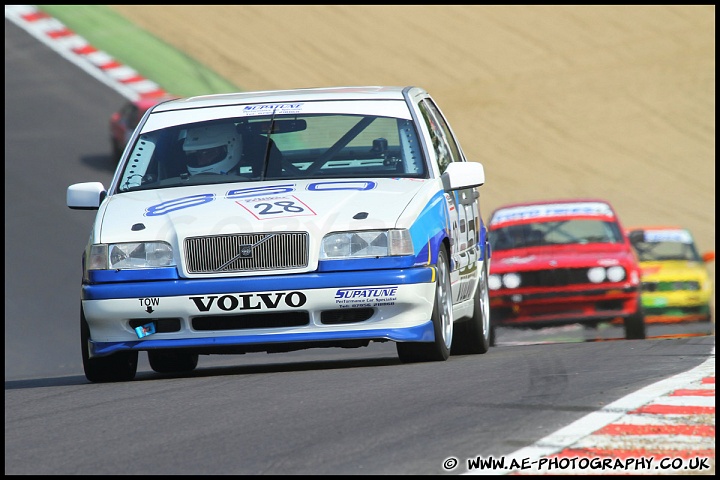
[192,312,309,330]
[321,308,374,324]
[520,268,591,287]
[129,318,181,333]
[185,232,308,273]
[641,281,701,292]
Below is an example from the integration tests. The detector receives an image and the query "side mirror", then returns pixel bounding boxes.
[702,251,715,263]
[67,182,106,210]
[441,161,485,191]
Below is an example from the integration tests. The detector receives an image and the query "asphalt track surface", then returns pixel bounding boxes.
[4,15,715,475]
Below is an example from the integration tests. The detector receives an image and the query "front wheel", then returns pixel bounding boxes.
[111,138,123,162]
[702,303,712,323]
[452,246,491,355]
[81,305,138,383]
[397,246,453,363]
[623,311,646,340]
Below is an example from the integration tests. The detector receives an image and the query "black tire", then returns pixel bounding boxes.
[702,303,712,323]
[623,310,646,340]
[111,138,123,162]
[148,350,199,374]
[397,246,453,363]
[81,305,138,383]
[452,244,491,355]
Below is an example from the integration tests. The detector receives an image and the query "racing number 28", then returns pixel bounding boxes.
[254,200,305,215]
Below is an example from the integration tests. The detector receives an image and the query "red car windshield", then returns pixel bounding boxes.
[489,219,623,251]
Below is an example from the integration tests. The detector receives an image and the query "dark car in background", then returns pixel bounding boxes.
[110,95,176,160]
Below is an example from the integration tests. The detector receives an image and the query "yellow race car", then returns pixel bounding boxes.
[627,226,714,323]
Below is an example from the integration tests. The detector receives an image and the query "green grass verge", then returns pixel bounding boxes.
[37,5,239,97]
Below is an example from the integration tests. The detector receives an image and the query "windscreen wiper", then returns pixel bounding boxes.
[259,108,278,179]
[305,116,375,175]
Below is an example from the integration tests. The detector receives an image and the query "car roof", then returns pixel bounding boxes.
[626,225,686,232]
[153,86,419,112]
[491,198,614,211]
[625,225,694,240]
[488,198,619,226]
[626,226,697,245]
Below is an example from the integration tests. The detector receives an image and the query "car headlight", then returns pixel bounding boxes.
[320,229,413,259]
[587,267,606,283]
[606,265,626,282]
[88,242,175,270]
[488,274,502,290]
[587,266,626,283]
[502,273,522,289]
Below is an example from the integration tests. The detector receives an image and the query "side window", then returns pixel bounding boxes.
[418,99,462,174]
[118,130,160,191]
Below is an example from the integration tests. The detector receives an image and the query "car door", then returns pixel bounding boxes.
[418,98,480,303]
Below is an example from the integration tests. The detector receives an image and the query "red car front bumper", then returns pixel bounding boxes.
[490,284,641,328]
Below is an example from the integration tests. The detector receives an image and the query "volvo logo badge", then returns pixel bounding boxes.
[214,234,277,272]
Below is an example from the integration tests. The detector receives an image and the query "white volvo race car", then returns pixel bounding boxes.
[68,86,492,382]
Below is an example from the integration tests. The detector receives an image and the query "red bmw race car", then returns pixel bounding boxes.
[487,198,645,343]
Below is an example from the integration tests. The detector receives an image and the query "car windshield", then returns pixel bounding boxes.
[489,219,623,251]
[629,230,701,262]
[116,112,426,193]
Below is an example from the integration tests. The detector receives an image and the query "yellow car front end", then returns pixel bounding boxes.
[638,260,713,323]
[627,226,714,325]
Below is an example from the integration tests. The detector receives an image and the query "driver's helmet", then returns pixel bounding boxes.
[183,123,242,175]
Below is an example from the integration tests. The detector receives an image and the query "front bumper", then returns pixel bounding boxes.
[489,284,640,328]
[82,267,437,357]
